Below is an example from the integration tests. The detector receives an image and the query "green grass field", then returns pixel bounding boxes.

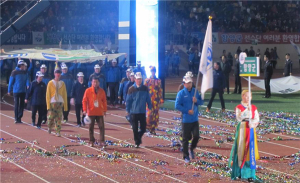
[163,92,300,114]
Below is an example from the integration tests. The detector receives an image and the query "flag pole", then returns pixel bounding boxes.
[192,16,213,110]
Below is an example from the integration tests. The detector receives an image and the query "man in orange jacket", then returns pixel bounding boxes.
[82,76,107,147]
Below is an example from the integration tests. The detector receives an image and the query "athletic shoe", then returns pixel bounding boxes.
[206,108,210,113]
[76,124,81,127]
[37,126,41,129]
[63,120,67,123]
[81,121,85,126]
[42,120,46,124]
[135,144,140,148]
[32,122,36,126]
[184,157,190,163]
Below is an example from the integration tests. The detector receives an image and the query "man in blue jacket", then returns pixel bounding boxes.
[118,68,131,105]
[172,51,180,76]
[175,75,203,163]
[71,72,88,127]
[25,71,47,128]
[126,72,152,148]
[206,62,226,112]
[106,58,122,106]
[88,64,107,94]
[8,60,30,123]
[60,64,74,123]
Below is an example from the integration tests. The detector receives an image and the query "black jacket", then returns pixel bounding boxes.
[221,61,231,75]
[26,80,46,106]
[264,61,273,78]
[283,59,293,76]
[213,69,225,90]
[234,59,240,76]
[71,81,88,104]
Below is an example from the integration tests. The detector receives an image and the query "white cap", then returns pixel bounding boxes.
[112,58,117,63]
[35,61,40,65]
[126,68,131,72]
[84,116,91,125]
[61,64,68,69]
[17,60,25,65]
[77,72,84,77]
[137,60,141,65]
[40,64,47,69]
[94,64,100,69]
[130,72,135,76]
[185,71,193,78]
[36,71,44,77]
[183,76,193,83]
[135,72,142,79]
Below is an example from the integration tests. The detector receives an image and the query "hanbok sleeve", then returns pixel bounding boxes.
[249,109,259,128]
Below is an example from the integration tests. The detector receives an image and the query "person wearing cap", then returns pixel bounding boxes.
[46,67,68,137]
[104,56,123,106]
[124,72,135,104]
[8,60,30,123]
[144,66,164,135]
[88,64,107,94]
[133,61,147,82]
[28,60,40,81]
[126,72,152,148]
[206,62,226,113]
[283,53,293,76]
[177,71,195,92]
[82,76,107,147]
[25,71,47,128]
[71,72,88,127]
[118,68,131,104]
[171,51,180,76]
[60,63,74,123]
[175,75,203,163]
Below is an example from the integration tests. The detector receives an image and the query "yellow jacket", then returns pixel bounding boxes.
[46,80,68,111]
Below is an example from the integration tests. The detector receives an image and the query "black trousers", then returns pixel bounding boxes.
[131,113,146,145]
[182,121,199,159]
[224,74,230,94]
[32,105,45,126]
[13,93,26,122]
[75,104,85,125]
[207,88,225,110]
[108,82,119,105]
[264,77,271,97]
[63,97,71,121]
[234,75,242,94]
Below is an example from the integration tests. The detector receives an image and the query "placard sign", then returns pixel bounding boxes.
[239,56,260,77]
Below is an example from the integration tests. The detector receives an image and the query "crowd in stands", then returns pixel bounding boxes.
[1,1,118,33]
[166,1,300,44]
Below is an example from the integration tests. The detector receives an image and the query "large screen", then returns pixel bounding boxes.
[136,0,159,78]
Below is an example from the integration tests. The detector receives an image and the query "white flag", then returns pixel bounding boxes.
[199,18,213,100]
[290,40,300,55]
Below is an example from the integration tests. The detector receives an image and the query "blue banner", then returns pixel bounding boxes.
[249,128,256,169]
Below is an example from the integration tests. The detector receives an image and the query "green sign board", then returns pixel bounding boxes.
[239,57,260,77]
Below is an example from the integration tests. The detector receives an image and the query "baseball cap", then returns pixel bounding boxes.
[94,64,100,69]
[61,64,68,69]
[183,76,193,83]
[77,72,84,77]
[35,61,40,65]
[17,60,25,65]
[36,71,44,77]
[135,72,142,79]
[112,59,117,63]
[126,68,132,72]
[185,71,193,78]
[40,64,47,69]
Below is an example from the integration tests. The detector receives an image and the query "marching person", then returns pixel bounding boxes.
[229,90,260,182]
[105,58,122,106]
[25,71,47,129]
[126,72,152,148]
[283,53,293,76]
[71,72,88,127]
[233,54,242,94]
[144,66,164,135]
[118,68,131,104]
[88,64,107,93]
[263,55,273,98]
[175,75,203,163]
[40,64,52,124]
[46,67,68,137]
[206,62,226,112]
[60,63,74,123]
[8,60,30,123]
[82,76,107,147]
